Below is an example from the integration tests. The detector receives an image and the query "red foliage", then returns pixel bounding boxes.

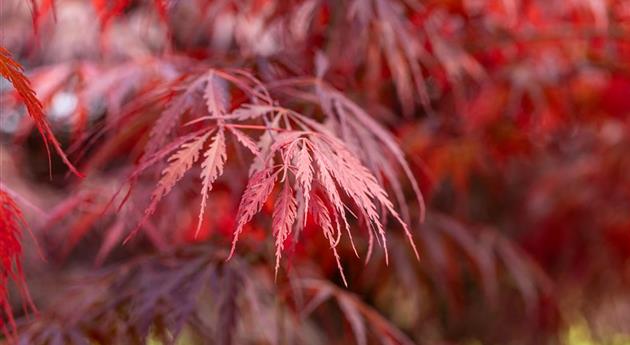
[0,189,33,339]
[0,0,629,344]
[0,47,81,177]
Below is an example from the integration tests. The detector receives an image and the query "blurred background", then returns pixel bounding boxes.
[1,0,630,344]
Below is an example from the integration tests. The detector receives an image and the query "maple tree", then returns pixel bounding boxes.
[1,0,630,344]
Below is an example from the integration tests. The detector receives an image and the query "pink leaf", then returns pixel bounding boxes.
[272,183,297,279]
[154,132,210,202]
[196,128,227,237]
[228,126,260,155]
[229,168,278,259]
[204,70,229,117]
[145,92,193,158]
[293,142,313,225]
[311,195,347,286]
[128,131,210,242]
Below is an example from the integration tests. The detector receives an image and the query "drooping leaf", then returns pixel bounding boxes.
[293,142,313,226]
[311,195,347,286]
[0,189,34,338]
[0,47,82,177]
[272,182,297,278]
[311,137,356,256]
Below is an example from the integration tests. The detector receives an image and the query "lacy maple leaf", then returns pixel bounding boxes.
[113,68,423,282]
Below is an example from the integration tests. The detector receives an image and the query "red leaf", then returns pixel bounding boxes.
[0,47,82,177]
[0,189,34,339]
